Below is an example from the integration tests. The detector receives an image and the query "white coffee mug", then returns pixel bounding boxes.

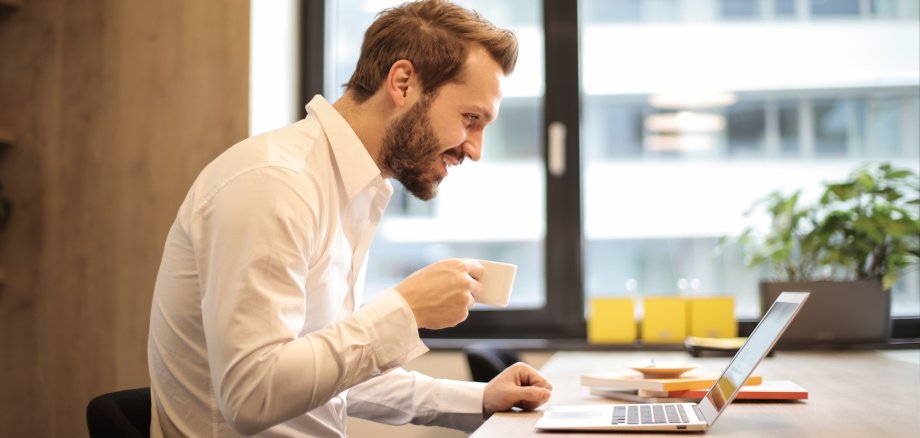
[476,260,517,307]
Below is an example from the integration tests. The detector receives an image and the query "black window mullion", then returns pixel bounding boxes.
[422,0,584,339]
[300,0,325,119]
[543,0,584,338]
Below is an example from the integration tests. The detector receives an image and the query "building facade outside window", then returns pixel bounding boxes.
[284,0,920,337]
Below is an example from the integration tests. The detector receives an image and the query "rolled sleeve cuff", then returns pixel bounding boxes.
[437,379,486,414]
[433,379,487,432]
[353,288,429,372]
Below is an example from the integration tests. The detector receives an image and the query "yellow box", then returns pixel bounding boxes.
[688,296,737,338]
[641,296,688,344]
[587,297,636,344]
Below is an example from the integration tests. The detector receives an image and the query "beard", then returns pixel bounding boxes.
[380,95,463,201]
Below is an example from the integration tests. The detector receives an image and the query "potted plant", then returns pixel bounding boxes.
[734,162,919,344]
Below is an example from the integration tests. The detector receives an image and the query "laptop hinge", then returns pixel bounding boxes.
[692,404,706,423]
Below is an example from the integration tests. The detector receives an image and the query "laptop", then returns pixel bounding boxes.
[535,291,810,432]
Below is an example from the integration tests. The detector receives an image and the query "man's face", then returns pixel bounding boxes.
[380,47,504,200]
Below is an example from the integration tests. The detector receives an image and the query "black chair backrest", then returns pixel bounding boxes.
[86,387,151,438]
[463,341,522,382]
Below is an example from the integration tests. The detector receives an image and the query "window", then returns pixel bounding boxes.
[580,1,920,319]
[301,0,920,339]
[313,0,585,337]
[726,101,767,155]
[721,0,760,19]
[811,0,861,17]
[774,0,796,17]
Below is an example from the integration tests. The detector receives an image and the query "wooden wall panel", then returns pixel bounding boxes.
[0,0,62,434]
[0,0,249,435]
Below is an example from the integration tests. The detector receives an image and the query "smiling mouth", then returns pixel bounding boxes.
[439,147,466,175]
[440,155,458,170]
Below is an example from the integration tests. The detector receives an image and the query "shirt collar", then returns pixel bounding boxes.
[306,95,382,199]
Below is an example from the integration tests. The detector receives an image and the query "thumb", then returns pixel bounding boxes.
[514,386,551,411]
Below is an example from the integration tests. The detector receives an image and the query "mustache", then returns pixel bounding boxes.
[442,146,466,165]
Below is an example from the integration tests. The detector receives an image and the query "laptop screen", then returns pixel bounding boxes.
[697,292,809,424]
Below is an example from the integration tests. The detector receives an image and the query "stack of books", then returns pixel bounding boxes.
[581,373,807,403]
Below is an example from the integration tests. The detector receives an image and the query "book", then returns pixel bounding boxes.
[580,373,762,392]
[684,336,748,350]
[590,380,808,403]
[588,387,688,403]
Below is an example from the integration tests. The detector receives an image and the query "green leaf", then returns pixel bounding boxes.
[855,171,876,191]
[882,271,897,291]
[888,169,913,179]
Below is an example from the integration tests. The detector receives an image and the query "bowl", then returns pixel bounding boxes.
[626,361,699,378]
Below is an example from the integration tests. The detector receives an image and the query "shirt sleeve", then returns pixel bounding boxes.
[346,368,487,432]
[188,167,427,435]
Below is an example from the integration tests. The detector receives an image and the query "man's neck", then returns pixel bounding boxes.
[332,92,387,172]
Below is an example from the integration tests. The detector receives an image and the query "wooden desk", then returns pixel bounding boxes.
[472,350,920,437]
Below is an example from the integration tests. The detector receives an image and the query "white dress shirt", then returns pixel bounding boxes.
[148,95,486,437]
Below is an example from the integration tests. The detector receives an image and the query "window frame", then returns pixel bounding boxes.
[301,0,585,338]
[300,0,919,342]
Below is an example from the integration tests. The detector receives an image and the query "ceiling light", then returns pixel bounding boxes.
[648,92,737,109]
[644,134,716,152]
[645,111,726,133]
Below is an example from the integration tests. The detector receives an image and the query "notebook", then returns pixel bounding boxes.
[535,291,809,432]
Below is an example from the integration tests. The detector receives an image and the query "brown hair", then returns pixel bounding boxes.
[344,0,518,102]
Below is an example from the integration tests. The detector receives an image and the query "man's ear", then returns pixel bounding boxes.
[386,59,416,107]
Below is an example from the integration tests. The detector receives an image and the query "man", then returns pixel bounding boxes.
[147,0,552,436]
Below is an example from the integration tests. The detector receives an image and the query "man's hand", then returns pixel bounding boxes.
[395,259,484,329]
[483,362,553,417]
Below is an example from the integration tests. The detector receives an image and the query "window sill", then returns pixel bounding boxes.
[422,337,919,351]
[423,317,920,351]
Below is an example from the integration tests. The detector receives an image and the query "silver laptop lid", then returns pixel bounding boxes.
[697,292,810,426]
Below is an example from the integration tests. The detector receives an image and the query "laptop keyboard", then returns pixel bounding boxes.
[611,404,690,425]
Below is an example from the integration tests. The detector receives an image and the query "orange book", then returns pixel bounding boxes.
[580,373,762,392]
[591,380,807,402]
[662,380,808,400]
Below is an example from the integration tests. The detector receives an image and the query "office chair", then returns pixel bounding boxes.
[86,387,151,438]
[463,340,523,383]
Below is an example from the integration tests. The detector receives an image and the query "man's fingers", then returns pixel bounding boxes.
[521,371,552,389]
[460,259,485,305]
[483,366,554,415]
[511,363,553,390]
[462,258,485,280]
[513,387,551,411]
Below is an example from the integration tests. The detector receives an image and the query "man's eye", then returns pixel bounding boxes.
[464,114,480,125]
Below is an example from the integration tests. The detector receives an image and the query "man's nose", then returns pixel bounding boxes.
[463,130,484,161]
